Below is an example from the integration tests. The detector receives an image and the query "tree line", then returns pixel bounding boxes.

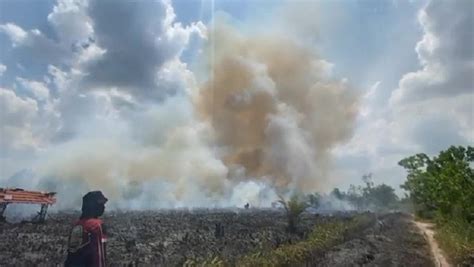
[398,145,473,222]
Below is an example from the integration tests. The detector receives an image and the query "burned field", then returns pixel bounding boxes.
[0,210,434,266]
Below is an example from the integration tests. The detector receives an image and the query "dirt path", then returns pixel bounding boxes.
[414,220,451,267]
[314,212,435,266]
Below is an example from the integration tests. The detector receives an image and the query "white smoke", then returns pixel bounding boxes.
[1,0,359,211]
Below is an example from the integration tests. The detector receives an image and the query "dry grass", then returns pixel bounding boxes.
[435,218,474,266]
[236,214,373,267]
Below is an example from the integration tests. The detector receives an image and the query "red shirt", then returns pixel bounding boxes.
[65,218,107,267]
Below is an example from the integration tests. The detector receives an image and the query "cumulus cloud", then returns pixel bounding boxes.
[0,23,27,45]
[16,78,50,101]
[47,0,93,48]
[333,0,473,190]
[2,0,360,209]
[0,0,223,208]
[0,23,71,65]
[0,0,102,68]
[79,0,205,101]
[0,87,39,156]
[7,0,447,210]
[390,0,473,104]
[389,0,473,149]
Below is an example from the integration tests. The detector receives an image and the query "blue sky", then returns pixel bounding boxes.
[0,0,472,207]
[0,0,422,91]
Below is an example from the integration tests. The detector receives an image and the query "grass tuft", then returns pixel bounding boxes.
[435,218,474,265]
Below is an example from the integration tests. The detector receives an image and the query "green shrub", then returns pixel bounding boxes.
[399,146,474,222]
[237,214,373,267]
[435,217,474,265]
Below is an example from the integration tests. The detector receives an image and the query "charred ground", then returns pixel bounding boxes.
[0,210,434,266]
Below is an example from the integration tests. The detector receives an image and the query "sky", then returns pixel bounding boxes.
[0,0,472,209]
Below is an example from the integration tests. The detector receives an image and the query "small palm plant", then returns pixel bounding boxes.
[278,194,309,234]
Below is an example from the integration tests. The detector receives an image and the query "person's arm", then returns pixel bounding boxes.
[65,223,94,267]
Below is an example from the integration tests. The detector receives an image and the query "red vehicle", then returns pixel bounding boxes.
[0,188,56,222]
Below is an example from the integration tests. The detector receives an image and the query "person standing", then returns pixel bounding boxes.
[65,191,108,267]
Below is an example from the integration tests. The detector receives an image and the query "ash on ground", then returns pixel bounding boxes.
[0,210,434,266]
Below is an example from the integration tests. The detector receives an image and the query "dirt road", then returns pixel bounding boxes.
[415,221,451,267]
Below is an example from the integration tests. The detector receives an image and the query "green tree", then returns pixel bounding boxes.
[399,146,474,221]
[346,184,364,210]
[335,174,399,211]
[366,184,399,210]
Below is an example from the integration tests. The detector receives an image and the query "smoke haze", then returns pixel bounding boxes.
[1,1,359,210]
[198,23,358,194]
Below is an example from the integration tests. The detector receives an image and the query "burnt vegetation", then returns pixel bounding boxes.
[0,209,436,266]
[1,146,471,266]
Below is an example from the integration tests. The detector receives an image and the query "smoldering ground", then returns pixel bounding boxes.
[0,211,436,266]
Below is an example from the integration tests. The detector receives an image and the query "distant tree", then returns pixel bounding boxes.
[347,184,364,210]
[330,188,345,200]
[332,174,398,211]
[366,184,399,210]
[306,193,321,209]
[361,173,374,193]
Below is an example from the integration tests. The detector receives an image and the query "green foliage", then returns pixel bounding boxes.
[399,145,474,265]
[435,217,474,265]
[396,195,415,213]
[399,146,474,221]
[237,214,373,267]
[346,184,364,210]
[367,183,399,210]
[330,174,399,211]
[278,194,309,233]
[191,215,374,267]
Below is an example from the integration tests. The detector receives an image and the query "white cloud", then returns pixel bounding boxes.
[0,0,95,68]
[16,77,50,101]
[47,65,70,92]
[390,0,473,105]
[333,0,473,191]
[1,0,469,206]
[0,23,27,45]
[78,0,206,101]
[0,87,39,155]
[47,0,93,47]
[389,0,473,149]
[0,0,221,206]
[0,23,71,65]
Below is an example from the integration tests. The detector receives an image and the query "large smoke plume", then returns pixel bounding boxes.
[3,1,358,210]
[198,23,358,194]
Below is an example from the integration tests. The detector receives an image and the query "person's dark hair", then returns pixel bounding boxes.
[80,191,108,219]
